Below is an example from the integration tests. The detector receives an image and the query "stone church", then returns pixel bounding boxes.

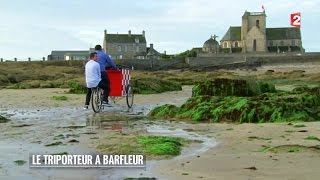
[201,10,303,54]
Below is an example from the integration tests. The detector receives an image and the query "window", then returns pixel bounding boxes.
[291,40,295,46]
[135,38,139,43]
[269,41,273,46]
[253,39,257,51]
[234,42,239,48]
[119,55,123,59]
[136,46,139,52]
[223,42,228,48]
[124,45,128,52]
[118,45,121,52]
[280,41,284,46]
[256,20,260,28]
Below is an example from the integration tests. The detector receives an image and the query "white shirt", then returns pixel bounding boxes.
[85,60,101,88]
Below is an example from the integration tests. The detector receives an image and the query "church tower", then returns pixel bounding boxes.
[241,11,267,52]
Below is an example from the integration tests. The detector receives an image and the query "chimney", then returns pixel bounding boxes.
[150,43,153,50]
[164,51,166,55]
[142,30,145,37]
[104,29,107,35]
[128,30,131,37]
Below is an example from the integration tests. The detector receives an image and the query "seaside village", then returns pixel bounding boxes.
[2,7,320,180]
[46,10,303,61]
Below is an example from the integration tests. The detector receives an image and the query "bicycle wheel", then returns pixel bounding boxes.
[126,84,134,108]
[91,88,102,113]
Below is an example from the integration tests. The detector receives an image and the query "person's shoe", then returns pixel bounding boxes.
[83,105,89,109]
[102,101,112,107]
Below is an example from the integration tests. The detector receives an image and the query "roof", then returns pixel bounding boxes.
[221,26,241,41]
[242,11,266,17]
[146,47,161,56]
[134,51,147,57]
[203,36,219,48]
[105,34,146,43]
[266,27,301,40]
[50,51,89,56]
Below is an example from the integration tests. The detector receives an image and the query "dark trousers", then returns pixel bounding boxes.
[84,72,110,106]
[85,88,92,106]
[101,71,110,102]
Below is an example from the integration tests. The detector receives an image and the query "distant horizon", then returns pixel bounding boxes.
[1,0,319,59]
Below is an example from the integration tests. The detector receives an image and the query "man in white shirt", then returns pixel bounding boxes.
[84,52,109,109]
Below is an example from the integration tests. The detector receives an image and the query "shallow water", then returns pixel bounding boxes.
[105,124,217,180]
[0,87,216,180]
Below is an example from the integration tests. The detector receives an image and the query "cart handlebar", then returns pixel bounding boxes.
[117,64,133,70]
[106,65,134,70]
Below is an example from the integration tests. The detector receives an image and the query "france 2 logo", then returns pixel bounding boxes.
[290,12,301,28]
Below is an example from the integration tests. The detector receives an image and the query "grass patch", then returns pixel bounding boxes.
[304,136,320,141]
[14,160,26,166]
[293,124,306,128]
[97,135,191,159]
[0,115,10,123]
[137,136,186,156]
[51,96,68,101]
[67,81,87,94]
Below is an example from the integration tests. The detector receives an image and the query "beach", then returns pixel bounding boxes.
[1,65,320,179]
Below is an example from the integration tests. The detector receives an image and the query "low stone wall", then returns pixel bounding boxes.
[186,56,245,67]
[186,53,320,68]
[115,58,184,70]
[2,53,320,70]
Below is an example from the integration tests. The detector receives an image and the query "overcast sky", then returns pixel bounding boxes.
[0,0,319,60]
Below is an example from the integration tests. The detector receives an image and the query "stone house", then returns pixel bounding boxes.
[146,44,162,60]
[48,30,161,61]
[103,30,147,59]
[220,11,303,53]
[48,50,89,61]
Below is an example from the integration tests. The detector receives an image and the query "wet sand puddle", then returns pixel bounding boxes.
[0,106,108,180]
[105,123,217,180]
[0,86,216,180]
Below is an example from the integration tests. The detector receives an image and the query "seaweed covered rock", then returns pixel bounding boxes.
[192,79,275,97]
[150,86,320,123]
[133,78,182,94]
[0,115,10,123]
[149,104,179,118]
[292,86,320,94]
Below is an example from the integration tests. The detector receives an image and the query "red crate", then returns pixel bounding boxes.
[106,69,131,97]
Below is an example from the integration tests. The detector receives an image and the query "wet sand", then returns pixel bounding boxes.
[1,82,320,179]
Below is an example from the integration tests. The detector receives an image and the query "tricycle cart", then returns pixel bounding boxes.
[91,67,134,113]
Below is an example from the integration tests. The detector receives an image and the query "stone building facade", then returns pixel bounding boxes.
[220,11,303,53]
[48,50,89,61]
[103,30,147,59]
[47,30,161,61]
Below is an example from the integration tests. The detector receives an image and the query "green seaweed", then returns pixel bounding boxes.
[149,79,320,123]
[14,160,26,166]
[0,115,10,123]
[51,96,68,101]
